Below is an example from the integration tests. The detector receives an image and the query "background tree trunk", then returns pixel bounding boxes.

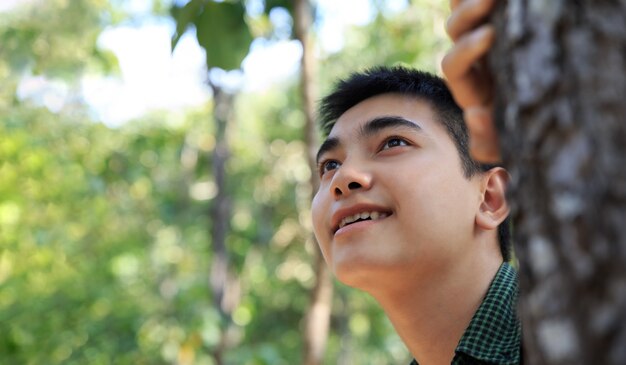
[294,0,334,364]
[489,1,626,364]
[208,81,240,365]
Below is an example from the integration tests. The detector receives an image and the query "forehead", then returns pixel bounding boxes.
[328,93,446,139]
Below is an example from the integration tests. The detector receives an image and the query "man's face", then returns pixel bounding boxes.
[311,94,482,288]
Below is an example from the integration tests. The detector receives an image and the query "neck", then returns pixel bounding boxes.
[368,251,502,365]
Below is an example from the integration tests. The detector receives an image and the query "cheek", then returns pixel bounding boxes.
[394,170,475,238]
[311,192,324,235]
[311,191,332,258]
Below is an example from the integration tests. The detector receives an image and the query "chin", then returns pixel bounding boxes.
[332,259,394,291]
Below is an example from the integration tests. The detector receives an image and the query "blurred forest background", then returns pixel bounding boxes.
[0,0,451,364]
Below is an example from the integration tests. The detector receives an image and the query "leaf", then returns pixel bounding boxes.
[193,1,253,70]
[170,0,204,50]
[264,0,294,15]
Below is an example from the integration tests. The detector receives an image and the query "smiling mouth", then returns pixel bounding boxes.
[336,211,390,232]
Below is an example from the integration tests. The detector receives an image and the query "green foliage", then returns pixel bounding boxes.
[265,0,293,14]
[171,0,295,71]
[171,0,253,71]
[0,98,227,362]
[0,0,119,78]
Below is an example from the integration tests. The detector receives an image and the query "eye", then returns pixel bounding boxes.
[318,159,341,176]
[381,137,409,150]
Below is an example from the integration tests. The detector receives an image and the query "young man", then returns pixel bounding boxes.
[311,66,520,364]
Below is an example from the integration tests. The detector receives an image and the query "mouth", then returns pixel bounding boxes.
[334,210,391,234]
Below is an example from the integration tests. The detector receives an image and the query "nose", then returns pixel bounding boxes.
[330,161,372,199]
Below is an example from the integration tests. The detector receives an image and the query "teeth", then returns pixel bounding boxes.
[338,211,388,229]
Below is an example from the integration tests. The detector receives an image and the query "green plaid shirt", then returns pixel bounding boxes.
[410,263,521,365]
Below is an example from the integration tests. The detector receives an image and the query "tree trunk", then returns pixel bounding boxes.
[294,0,334,364]
[489,1,626,364]
[208,81,240,365]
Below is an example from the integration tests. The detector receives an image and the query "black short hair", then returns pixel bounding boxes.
[318,66,512,261]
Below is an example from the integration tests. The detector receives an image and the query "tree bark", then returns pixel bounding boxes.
[208,81,239,365]
[294,0,334,364]
[489,1,626,364]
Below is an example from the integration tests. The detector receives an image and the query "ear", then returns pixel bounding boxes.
[475,167,510,230]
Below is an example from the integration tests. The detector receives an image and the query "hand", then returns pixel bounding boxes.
[442,0,500,163]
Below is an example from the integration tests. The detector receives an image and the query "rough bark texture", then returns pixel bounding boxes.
[489,1,626,364]
[295,0,334,364]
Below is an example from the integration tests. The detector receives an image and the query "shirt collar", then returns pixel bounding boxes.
[454,262,521,364]
[410,262,521,365]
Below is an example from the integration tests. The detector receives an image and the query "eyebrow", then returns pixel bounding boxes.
[315,116,422,163]
[359,116,422,138]
[316,137,340,164]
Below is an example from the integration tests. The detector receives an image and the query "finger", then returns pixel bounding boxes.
[446,0,496,41]
[451,59,494,109]
[447,72,490,109]
[441,24,495,80]
[450,0,462,11]
[465,107,501,163]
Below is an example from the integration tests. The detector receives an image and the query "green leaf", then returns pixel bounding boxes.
[194,1,253,70]
[264,0,294,15]
[170,0,203,50]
